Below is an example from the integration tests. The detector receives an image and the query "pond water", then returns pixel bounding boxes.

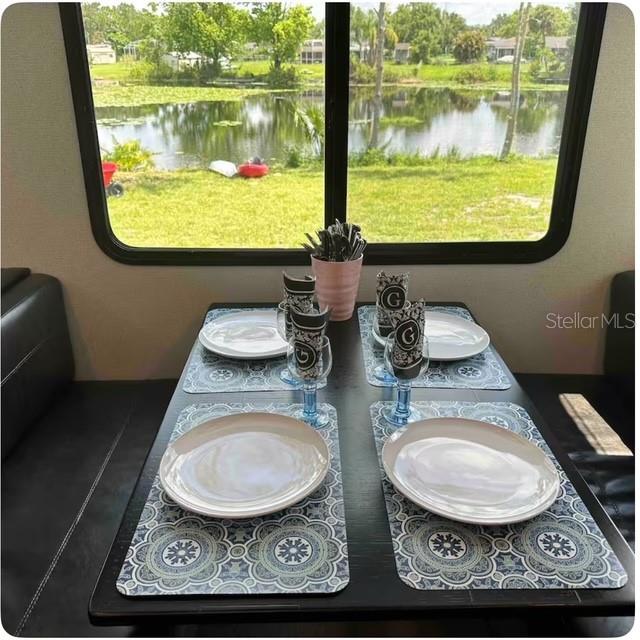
[95,87,567,170]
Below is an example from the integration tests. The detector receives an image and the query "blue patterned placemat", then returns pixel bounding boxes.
[183,308,325,393]
[117,402,349,596]
[370,401,627,590]
[358,305,511,389]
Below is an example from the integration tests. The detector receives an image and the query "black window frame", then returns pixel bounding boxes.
[60,2,607,266]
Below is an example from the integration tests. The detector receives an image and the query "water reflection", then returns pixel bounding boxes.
[96,87,567,169]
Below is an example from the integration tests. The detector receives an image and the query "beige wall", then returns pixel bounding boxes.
[1,2,635,380]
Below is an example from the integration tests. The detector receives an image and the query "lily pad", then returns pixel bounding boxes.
[213,120,242,127]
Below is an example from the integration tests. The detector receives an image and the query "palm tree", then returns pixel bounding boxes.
[369,2,386,150]
[500,2,531,160]
[288,100,325,157]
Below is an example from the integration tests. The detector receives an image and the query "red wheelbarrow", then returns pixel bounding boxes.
[102,162,124,197]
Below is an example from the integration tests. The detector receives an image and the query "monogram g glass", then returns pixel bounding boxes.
[374,272,410,384]
[276,301,300,387]
[383,322,429,427]
[287,335,332,428]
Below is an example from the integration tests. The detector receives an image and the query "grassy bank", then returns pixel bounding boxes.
[107,156,557,248]
[234,60,325,83]
[89,60,568,106]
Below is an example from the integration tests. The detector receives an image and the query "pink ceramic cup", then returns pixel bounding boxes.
[311,255,363,321]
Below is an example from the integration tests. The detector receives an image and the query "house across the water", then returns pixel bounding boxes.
[486,37,516,61]
[161,51,204,71]
[300,39,324,64]
[487,35,570,62]
[394,42,411,63]
[545,35,570,59]
[86,43,116,64]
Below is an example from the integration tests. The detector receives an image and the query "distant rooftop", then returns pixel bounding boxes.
[486,37,516,48]
[486,35,569,50]
[545,36,569,49]
[86,43,114,51]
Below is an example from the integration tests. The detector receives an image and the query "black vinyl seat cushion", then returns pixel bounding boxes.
[516,373,634,550]
[1,379,175,637]
[1,268,30,293]
[2,273,74,458]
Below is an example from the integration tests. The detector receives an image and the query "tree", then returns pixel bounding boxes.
[452,31,485,63]
[391,3,440,44]
[251,3,313,70]
[487,11,519,38]
[164,3,249,73]
[526,4,570,59]
[82,3,112,44]
[369,2,385,150]
[500,3,531,160]
[311,18,325,39]
[82,2,161,54]
[440,10,467,55]
[387,4,466,62]
[564,3,580,69]
[411,29,440,63]
[350,6,377,64]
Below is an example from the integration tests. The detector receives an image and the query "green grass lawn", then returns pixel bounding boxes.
[107,156,557,248]
[382,61,567,91]
[400,61,516,83]
[89,61,132,81]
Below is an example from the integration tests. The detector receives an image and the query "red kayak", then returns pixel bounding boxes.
[238,163,269,178]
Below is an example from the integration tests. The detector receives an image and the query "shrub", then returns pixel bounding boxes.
[350,61,374,84]
[128,61,155,82]
[348,148,387,166]
[284,145,305,168]
[175,62,221,84]
[267,65,300,88]
[455,64,498,85]
[103,139,155,171]
[453,30,486,63]
[128,61,174,83]
[528,59,542,81]
[382,67,400,82]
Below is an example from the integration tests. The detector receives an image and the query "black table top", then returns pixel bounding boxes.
[90,302,635,625]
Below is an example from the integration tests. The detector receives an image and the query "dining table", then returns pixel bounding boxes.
[89,301,635,629]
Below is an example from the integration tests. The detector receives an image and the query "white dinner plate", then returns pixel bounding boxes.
[160,412,330,519]
[373,311,490,361]
[199,310,287,359]
[382,418,560,525]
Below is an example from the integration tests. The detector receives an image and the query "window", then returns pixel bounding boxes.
[347,2,584,246]
[60,2,606,265]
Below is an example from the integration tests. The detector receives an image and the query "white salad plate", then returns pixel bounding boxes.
[373,311,490,361]
[199,310,287,360]
[160,412,330,519]
[382,418,560,525]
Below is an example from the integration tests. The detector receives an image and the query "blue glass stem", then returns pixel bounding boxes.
[395,381,412,420]
[302,382,318,420]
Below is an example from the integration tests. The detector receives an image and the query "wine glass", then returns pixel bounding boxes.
[382,330,429,426]
[276,301,301,387]
[373,303,410,384]
[287,335,332,428]
[372,309,397,384]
